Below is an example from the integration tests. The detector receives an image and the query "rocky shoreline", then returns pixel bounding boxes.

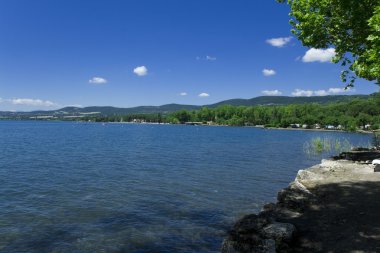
[222,151,380,253]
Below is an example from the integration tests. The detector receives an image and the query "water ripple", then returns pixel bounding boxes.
[0,121,371,252]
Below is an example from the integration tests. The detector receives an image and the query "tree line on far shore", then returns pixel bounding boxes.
[82,93,380,131]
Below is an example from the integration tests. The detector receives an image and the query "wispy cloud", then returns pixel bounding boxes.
[206,55,216,61]
[291,89,314,97]
[262,69,276,77]
[196,56,216,61]
[65,104,83,108]
[261,90,282,96]
[133,66,148,76]
[89,77,107,84]
[314,90,329,96]
[327,87,352,94]
[292,87,353,97]
[266,37,292,47]
[302,48,336,63]
[322,87,353,95]
[198,93,210,97]
[7,98,56,106]
[179,92,187,96]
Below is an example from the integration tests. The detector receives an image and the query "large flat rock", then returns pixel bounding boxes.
[282,160,380,253]
[223,158,380,253]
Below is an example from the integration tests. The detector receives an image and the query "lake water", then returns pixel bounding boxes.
[0,121,372,252]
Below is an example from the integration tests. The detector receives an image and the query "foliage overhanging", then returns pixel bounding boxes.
[278,0,380,86]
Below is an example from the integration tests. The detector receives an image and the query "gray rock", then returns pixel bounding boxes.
[262,239,276,253]
[222,211,297,253]
[334,151,380,162]
[260,203,302,220]
[261,203,276,213]
[221,238,276,253]
[277,184,313,212]
[232,214,269,235]
[262,222,296,242]
[222,157,380,252]
[221,239,240,253]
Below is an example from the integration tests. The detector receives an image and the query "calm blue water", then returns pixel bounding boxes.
[0,121,372,252]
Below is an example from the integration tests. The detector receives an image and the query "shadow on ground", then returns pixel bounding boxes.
[281,181,380,253]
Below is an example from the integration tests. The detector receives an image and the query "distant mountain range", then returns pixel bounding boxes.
[0,94,370,119]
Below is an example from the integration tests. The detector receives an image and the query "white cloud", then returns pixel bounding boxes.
[179,92,187,96]
[198,93,210,97]
[65,104,83,108]
[292,87,353,97]
[266,37,292,47]
[261,90,282,96]
[315,87,353,96]
[133,66,148,76]
[8,98,56,107]
[262,69,276,77]
[302,48,336,63]
[89,77,107,84]
[291,89,314,97]
[314,90,329,96]
[196,56,216,61]
[328,87,352,94]
[206,55,216,61]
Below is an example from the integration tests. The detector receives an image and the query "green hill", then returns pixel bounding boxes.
[0,94,371,118]
[209,95,369,107]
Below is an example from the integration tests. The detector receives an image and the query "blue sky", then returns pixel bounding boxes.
[0,0,378,111]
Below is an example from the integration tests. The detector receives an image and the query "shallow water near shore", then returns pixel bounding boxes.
[0,121,372,252]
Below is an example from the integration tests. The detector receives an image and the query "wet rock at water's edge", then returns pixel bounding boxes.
[221,211,296,253]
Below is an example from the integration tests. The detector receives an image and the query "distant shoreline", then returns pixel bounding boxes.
[106,120,376,135]
[0,119,376,135]
[263,126,375,135]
